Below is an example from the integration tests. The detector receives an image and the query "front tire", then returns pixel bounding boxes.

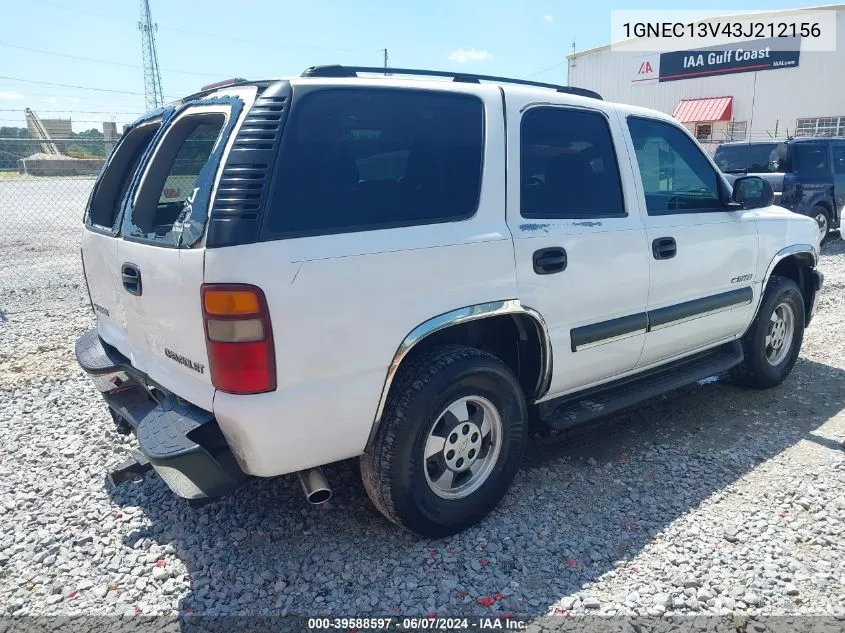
[360,345,527,537]
[732,275,804,389]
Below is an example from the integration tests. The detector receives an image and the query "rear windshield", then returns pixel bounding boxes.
[125,113,226,246]
[264,88,484,236]
[713,142,787,174]
[85,120,162,229]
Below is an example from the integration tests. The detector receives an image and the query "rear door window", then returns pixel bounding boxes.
[264,88,484,237]
[789,144,830,177]
[85,119,163,230]
[713,142,787,174]
[520,107,626,219]
[832,144,845,174]
[124,107,228,247]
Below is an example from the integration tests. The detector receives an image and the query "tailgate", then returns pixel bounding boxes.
[82,109,173,363]
[86,87,258,410]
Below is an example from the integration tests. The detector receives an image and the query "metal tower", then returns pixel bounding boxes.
[138,0,164,110]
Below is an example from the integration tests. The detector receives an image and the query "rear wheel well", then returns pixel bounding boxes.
[401,314,547,401]
[813,200,839,226]
[814,200,832,214]
[769,254,815,319]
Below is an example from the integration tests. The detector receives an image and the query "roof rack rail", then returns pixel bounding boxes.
[300,65,602,100]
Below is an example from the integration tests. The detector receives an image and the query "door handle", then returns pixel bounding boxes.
[652,237,677,260]
[533,247,567,275]
[121,263,142,296]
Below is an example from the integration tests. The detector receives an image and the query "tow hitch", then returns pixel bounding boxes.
[108,450,153,486]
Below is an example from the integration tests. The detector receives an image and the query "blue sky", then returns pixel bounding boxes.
[0,0,812,132]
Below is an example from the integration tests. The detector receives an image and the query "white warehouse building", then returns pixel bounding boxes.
[568,5,845,150]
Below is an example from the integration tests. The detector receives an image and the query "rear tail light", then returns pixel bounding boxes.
[201,284,276,394]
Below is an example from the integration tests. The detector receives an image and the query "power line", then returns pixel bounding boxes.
[0,75,180,99]
[0,41,222,78]
[524,60,568,79]
[0,119,134,124]
[0,108,142,114]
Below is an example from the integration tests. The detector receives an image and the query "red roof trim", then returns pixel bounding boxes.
[672,96,733,124]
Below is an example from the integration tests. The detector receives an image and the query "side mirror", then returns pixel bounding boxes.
[732,176,774,209]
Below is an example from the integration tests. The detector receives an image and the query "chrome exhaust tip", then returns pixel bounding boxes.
[297,468,332,504]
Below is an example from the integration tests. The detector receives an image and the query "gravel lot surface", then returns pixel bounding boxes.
[0,177,843,629]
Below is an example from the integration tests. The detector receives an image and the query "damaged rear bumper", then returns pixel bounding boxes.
[75,329,247,500]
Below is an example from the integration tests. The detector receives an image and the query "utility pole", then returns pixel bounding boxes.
[138,0,165,110]
[567,40,575,85]
[382,48,389,75]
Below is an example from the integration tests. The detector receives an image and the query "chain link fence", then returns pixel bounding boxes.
[0,138,105,294]
[2,120,844,293]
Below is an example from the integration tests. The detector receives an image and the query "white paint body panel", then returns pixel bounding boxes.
[637,212,758,366]
[206,83,515,476]
[504,95,650,398]
[81,77,822,479]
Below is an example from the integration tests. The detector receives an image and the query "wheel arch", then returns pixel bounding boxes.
[367,300,552,447]
[755,244,818,323]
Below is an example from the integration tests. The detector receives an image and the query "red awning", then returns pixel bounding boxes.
[672,96,733,124]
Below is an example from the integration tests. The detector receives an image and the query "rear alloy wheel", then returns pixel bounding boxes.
[361,345,527,537]
[423,395,503,500]
[812,206,830,243]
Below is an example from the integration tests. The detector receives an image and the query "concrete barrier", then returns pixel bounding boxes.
[21,157,104,177]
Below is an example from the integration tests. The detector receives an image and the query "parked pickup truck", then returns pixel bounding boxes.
[714,137,845,240]
[76,66,824,537]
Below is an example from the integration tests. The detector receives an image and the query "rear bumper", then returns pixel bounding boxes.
[75,329,247,499]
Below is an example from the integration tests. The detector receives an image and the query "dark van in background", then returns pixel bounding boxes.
[714,137,845,240]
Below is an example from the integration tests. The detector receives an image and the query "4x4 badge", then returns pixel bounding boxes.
[731,274,753,283]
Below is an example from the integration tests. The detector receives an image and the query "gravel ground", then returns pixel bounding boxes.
[0,223,843,628]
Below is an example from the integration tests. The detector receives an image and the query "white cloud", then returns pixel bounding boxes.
[448,48,492,64]
[543,14,554,21]
[0,90,24,101]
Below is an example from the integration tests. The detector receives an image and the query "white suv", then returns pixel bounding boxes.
[76,66,824,537]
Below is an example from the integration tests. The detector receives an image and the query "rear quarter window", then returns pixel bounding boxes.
[263,88,485,237]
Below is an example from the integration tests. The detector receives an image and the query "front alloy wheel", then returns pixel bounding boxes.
[765,301,795,366]
[732,275,804,389]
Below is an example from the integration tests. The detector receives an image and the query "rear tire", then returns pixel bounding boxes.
[812,205,831,244]
[732,275,804,389]
[360,345,527,537]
